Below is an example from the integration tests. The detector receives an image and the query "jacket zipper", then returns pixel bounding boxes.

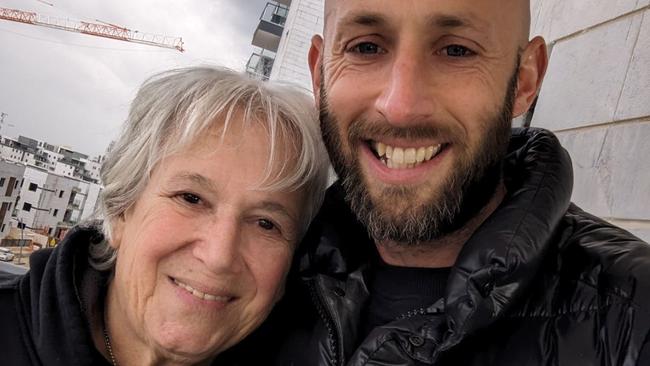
[308,278,342,366]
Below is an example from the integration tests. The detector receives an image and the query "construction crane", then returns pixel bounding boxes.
[0,7,184,52]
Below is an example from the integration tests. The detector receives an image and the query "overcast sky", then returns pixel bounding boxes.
[0,0,268,156]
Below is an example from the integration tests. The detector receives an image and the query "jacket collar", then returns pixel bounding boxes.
[443,128,573,346]
[298,128,573,341]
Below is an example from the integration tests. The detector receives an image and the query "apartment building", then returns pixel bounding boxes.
[9,165,102,238]
[246,0,323,91]
[0,135,102,184]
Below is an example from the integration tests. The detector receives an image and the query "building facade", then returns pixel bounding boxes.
[0,161,25,237]
[0,135,102,184]
[10,165,102,239]
[0,133,105,241]
[247,0,323,91]
[268,0,323,90]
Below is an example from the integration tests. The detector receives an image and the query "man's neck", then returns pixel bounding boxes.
[375,182,507,268]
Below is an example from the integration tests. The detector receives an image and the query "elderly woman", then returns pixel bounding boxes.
[0,67,329,365]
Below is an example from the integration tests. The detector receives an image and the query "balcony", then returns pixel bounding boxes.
[246,51,275,81]
[251,2,289,53]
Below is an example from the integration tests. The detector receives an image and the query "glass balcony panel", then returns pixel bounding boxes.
[246,52,275,81]
[261,2,289,27]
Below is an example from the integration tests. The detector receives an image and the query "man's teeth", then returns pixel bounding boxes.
[373,142,442,169]
[173,278,230,302]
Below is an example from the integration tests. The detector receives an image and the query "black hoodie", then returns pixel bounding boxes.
[0,227,111,366]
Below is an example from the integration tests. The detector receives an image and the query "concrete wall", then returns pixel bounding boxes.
[54,161,75,178]
[529,1,650,241]
[15,166,48,228]
[0,161,25,238]
[269,0,324,91]
[80,182,102,222]
[33,174,77,233]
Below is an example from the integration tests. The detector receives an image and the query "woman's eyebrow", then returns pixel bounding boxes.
[256,201,297,223]
[167,172,218,192]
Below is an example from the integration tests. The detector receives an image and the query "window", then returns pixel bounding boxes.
[48,228,52,235]
[59,190,64,198]
[0,178,4,187]
[1,225,4,232]
[23,202,31,212]
[53,209,58,217]
[29,183,38,191]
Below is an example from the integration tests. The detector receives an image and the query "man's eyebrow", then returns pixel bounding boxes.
[337,12,387,28]
[428,13,489,31]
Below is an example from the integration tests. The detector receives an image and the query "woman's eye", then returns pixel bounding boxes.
[442,44,475,57]
[181,193,201,204]
[257,219,276,231]
[349,42,383,55]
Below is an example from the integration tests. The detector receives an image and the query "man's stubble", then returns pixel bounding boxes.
[319,62,519,246]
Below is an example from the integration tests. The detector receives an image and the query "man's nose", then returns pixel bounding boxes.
[193,218,244,274]
[374,49,436,127]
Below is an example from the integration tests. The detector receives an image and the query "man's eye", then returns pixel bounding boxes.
[181,193,201,204]
[442,45,474,57]
[257,219,276,231]
[350,42,382,54]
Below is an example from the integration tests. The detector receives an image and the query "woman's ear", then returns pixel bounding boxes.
[109,214,126,249]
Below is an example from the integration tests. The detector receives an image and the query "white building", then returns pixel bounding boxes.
[53,160,75,178]
[268,0,323,90]
[0,160,25,238]
[14,166,49,230]
[0,134,102,184]
[246,0,324,91]
[9,164,102,239]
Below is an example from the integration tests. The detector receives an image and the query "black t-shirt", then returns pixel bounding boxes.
[361,259,451,339]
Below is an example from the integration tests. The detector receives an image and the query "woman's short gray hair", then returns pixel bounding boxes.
[90,66,330,270]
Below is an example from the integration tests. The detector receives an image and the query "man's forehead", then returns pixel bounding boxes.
[324,0,530,39]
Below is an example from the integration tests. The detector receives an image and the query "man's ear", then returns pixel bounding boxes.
[512,36,548,117]
[308,35,324,107]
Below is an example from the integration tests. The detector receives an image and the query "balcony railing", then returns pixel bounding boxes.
[246,52,275,81]
[261,2,289,26]
[251,2,289,52]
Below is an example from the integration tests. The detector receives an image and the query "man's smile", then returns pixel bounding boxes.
[369,141,446,169]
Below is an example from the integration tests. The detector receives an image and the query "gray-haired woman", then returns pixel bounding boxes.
[0,67,330,365]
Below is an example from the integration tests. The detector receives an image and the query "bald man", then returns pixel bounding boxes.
[219,1,650,365]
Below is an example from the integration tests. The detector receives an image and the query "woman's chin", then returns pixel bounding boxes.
[148,325,231,363]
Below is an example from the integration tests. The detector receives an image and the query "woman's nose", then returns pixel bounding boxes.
[192,218,244,274]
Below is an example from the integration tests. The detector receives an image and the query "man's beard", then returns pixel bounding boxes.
[319,65,518,245]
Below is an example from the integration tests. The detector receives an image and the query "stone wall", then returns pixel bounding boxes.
[529,1,650,241]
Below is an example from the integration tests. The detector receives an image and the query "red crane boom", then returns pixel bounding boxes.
[0,7,184,52]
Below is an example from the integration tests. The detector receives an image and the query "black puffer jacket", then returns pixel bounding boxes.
[223,128,650,365]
